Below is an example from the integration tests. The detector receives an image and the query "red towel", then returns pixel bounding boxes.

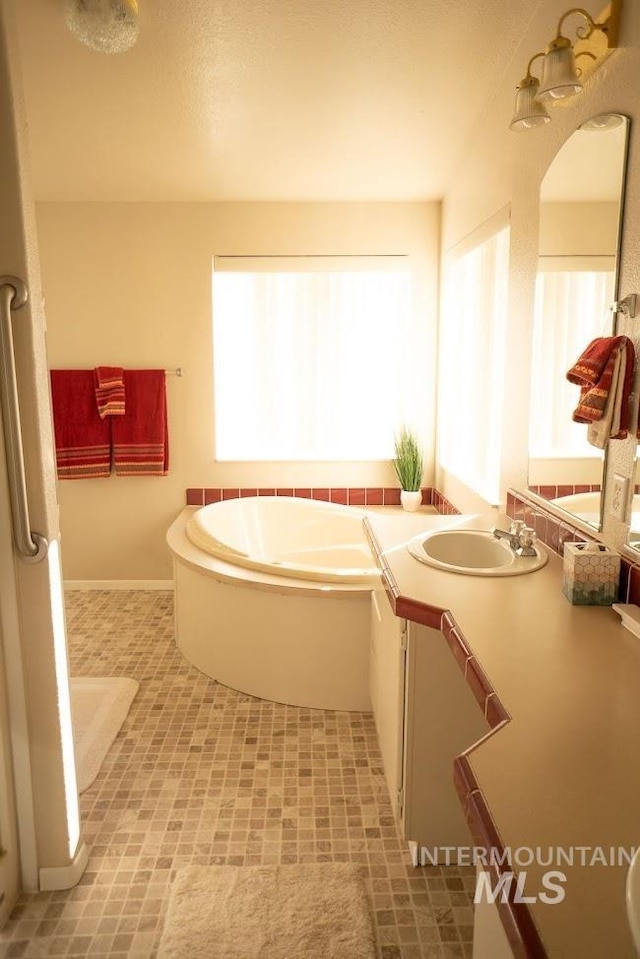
[112,370,169,476]
[94,366,125,418]
[566,336,618,389]
[567,336,634,438]
[50,370,111,479]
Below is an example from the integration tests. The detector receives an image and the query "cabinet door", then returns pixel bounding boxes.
[370,587,405,818]
[403,622,489,856]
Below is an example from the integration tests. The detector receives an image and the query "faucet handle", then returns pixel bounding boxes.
[509,519,525,536]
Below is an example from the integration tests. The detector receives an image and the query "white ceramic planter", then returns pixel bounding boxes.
[400,490,422,512]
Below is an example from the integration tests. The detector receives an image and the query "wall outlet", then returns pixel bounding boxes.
[611,473,629,521]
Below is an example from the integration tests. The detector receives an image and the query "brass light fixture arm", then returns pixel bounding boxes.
[525,51,546,79]
[555,7,611,42]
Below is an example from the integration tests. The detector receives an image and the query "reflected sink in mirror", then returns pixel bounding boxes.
[407,529,548,577]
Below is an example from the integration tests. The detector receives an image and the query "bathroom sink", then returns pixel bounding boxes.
[407,529,548,577]
[627,847,640,954]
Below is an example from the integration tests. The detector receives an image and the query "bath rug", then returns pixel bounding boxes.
[157,863,376,959]
[70,677,139,793]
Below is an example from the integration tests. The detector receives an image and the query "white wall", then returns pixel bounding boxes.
[438,1,640,554]
[37,201,440,580]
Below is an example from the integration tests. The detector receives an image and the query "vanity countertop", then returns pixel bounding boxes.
[365,509,640,959]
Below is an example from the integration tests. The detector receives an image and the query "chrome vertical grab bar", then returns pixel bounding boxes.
[0,276,47,563]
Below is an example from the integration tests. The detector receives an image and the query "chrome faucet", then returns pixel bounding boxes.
[492,520,538,557]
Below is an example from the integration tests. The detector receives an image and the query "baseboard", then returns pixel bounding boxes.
[64,580,174,591]
[39,841,88,891]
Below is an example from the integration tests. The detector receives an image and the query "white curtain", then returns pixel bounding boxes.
[212,258,414,460]
[529,267,615,458]
[438,226,510,504]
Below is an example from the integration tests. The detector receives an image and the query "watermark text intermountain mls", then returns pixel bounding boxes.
[419,846,637,905]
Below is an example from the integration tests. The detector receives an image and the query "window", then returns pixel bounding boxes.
[437,224,510,504]
[529,262,615,458]
[212,256,415,461]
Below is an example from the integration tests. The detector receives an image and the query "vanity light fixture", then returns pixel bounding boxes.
[509,1,621,131]
[509,54,552,131]
[64,0,139,54]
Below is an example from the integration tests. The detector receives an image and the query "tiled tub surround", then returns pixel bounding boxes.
[185,486,461,515]
[365,509,640,959]
[0,590,475,959]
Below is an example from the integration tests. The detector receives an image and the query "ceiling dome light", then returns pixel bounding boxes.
[537,36,582,101]
[64,0,139,54]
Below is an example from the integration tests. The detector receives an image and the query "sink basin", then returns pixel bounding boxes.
[627,847,640,954]
[407,529,548,577]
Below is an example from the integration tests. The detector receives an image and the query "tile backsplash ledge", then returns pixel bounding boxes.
[186,485,461,512]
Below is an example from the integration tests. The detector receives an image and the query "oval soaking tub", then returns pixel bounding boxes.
[167,497,381,711]
[186,495,380,583]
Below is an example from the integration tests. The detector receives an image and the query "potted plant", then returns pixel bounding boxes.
[393,427,423,511]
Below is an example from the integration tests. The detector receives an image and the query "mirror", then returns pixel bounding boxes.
[527,113,630,530]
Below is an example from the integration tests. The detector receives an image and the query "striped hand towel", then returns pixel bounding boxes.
[568,335,634,441]
[94,366,126,418]
[50,370,111,479]
[112,370,169,476]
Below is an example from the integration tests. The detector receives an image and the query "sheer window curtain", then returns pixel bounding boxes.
[528,266,614,459]
[212,257,415,461]
[438,227,510,504]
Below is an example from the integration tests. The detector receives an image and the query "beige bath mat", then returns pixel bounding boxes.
[70,677,139,793]
[157,863,376,959]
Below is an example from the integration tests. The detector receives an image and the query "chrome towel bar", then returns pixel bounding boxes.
[0,276,47,563]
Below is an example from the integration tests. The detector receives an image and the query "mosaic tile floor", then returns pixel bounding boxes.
[0,590,475,958]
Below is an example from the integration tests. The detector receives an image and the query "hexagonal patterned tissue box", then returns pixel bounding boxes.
[562,542,620,606]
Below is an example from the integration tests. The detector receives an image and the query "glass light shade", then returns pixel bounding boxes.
[64,0,139,54]
[509,78,551,132]
[537,39,582,101]
[580,113,624,131]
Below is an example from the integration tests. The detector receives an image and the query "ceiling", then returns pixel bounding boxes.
[12,0,540,202]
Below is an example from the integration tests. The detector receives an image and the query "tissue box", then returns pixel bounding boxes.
[562,542,620,605]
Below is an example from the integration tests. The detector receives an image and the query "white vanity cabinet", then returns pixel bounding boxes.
[370,586,490,860]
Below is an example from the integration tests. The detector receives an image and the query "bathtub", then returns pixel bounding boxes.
[166,497,381,711]
[185,495,380,583]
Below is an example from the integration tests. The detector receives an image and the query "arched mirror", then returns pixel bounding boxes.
[526,113,630,530]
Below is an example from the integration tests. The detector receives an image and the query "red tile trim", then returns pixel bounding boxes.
[441,612,472,674]
[454,756,547,959]
[465,657,493,714]
[485,693,510,729]
[185,486,440,510]
[528,483,601,497]
[395,595,444,630]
